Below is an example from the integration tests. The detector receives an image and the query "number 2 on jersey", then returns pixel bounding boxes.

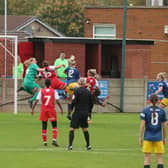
[68,69,74,78]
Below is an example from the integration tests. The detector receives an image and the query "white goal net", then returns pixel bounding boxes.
[0,35,18,114]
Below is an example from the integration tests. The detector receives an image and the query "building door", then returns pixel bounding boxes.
[101,44,121,78]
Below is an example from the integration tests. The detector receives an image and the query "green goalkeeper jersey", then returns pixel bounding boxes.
[24,63,39,83]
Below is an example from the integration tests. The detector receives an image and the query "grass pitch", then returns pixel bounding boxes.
[0,112,167,168]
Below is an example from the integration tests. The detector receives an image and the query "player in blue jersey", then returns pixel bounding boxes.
[155,72,168,109]
[64,56,80,115]
[139,94,167,168]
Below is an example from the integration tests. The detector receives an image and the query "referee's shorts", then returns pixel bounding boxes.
[70,112,88,129]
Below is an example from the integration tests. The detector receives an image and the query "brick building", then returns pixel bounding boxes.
[84,7,168,79]
[28,37,153,78]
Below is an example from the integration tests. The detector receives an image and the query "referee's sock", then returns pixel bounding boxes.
[158,164,164,168]
[83,131,90,147]
[68,104,72,113]
[144,165,150,168]
[69,130,74,146]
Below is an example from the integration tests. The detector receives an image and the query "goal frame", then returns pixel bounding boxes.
[0,35,18,114]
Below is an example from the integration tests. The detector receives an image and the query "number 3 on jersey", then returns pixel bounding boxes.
[44,96,51,106]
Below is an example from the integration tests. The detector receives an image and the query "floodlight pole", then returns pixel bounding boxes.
[120,0,127,112]
[4,0,7,77]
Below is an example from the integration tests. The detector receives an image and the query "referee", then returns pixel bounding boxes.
[67,77,93,150]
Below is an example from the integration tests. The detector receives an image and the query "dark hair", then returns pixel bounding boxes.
[150,94,158,123]
[60,50,65,54]
[45,78,51,88]
[42,60,49,67]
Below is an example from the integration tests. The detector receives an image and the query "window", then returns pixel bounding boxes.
[93,24,116,39]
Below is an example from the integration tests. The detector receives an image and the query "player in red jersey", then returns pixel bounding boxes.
[40,60,67,90]
[31,78,63,147]
[86,69,109,123]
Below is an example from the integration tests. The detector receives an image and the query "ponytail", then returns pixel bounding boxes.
[150,94,158,123]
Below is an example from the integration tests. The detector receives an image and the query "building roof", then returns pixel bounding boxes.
[28,36,154,45]
[0,15,64,37]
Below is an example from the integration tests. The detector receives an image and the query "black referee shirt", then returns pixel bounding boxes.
[71,87,92,114]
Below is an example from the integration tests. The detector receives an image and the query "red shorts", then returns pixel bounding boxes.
[39,107,57,122]
[51,78,66,90]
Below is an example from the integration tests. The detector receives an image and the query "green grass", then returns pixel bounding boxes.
[0,112,167,168]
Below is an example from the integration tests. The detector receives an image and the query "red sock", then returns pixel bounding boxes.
[42,129,47,143]
[52,127,58,140]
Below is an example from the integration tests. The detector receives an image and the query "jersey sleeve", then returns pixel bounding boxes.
[32,63,39,71]
[95,79,99,87]
[140,109,146,120]
[49,66,55,71]
[36,91,42,100]
[54,90,60,100]
[64,67,68,74]
[158,82,163,88]
[54,59,59,66]
[161,110,167,123]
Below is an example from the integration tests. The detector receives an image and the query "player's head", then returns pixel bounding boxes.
[150,94,158,124]
[59,50,65,59]
[78,77,86,86]
[150,94,158,105]
[24,57,35,67]
[42,60,49,67]
[31,57,37,64]
[69,59,76,66]
[88,69,97,77]
[45,78,51,88]
[156,72,166,81]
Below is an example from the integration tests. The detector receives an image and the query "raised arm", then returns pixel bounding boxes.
[54,64,65,70]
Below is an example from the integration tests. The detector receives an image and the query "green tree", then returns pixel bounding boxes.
[36,0,84,37]
[0,0,4,15]
[8,0,43,15]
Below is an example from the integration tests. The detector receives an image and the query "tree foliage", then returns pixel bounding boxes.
[8,0,43,15]
[0,0,4,15]
[7,0,146,36]
[36,0,84,37]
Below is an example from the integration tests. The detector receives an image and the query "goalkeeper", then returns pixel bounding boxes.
[22,57,45,108]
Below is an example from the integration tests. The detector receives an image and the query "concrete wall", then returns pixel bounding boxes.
[0,78,152,113]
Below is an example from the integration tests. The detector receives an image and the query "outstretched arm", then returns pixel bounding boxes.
[155,86,163,95]
[54,64,65,70]
[37,68,45,72]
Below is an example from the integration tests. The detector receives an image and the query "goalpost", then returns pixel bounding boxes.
[0,35,18,114]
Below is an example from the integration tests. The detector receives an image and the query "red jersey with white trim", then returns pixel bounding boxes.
[86,77,97,94]
[37,88,59,109]
[40,66,58,79]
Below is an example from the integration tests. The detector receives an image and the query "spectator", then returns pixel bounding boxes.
[12,56,24,79]
[54,51,68,79]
